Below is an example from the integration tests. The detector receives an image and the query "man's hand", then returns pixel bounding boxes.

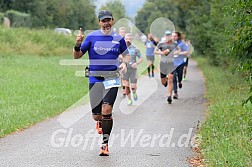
[119,62,127,74]
[131,63,137,69]
[162,49,170,56]
[76,28,84,46]
[73,28,84,59]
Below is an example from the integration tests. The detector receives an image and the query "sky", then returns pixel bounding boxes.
[94,0,146,18]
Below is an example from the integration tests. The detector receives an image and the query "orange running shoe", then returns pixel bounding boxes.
[99,144,109,156]
[96,121,102,134]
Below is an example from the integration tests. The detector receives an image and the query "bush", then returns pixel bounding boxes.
[0,12,4,24]
[5,10,31,27]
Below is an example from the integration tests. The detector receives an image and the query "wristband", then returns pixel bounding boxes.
[74,44,81,52]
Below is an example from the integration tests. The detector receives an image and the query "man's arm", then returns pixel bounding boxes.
[154,47,163,55]
[73,28,85,59]
[132,57,143,69]
[131,49,143,69]
[176,43,189,56]
[122,53,130,64]
[154,44,170,55]
[73,46,84,59]
[119,53,130,72]
[136,57,143,65]
[120,53,130,68]
[119,39,131,72]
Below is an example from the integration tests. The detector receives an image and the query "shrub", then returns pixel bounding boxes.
[5,10,31,27]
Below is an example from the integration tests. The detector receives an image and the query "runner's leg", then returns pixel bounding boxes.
[101,87,118,145]
[167,73,173,103]
[89,83,103,134]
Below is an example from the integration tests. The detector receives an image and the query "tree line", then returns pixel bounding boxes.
[135,0,251,103]
[0,0,129,29]
[0,0,98,29]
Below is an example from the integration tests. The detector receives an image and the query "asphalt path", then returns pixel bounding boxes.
[0,59,206,167]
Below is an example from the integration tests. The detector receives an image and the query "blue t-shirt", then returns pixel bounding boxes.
[173,42,188,67]
[80,30,128,83]
[145,40,155,56]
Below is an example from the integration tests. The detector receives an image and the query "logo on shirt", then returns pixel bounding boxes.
[94,46,119,52]
[112,40,120,44]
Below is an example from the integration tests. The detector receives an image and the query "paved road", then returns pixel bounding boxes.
[0,60,206,167]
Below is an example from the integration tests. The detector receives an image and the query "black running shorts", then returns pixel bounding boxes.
[89,82,118,115]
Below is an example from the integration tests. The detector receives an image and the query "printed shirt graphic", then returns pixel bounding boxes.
[145,40,155,56]
[127,44,142,68]
[80,30,129,83]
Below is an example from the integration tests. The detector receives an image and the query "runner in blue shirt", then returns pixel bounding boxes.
[172,32,189,99]
[73,10,130,156]
[145,33,158,78]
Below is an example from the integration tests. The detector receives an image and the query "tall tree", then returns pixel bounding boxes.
[0,0,13,12]
[225,0,252,103]
[135,0,179,34]
[99,0,127,22]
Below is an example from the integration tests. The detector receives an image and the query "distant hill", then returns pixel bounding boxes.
[94,0,146,18]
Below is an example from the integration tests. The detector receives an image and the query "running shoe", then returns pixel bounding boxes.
[173,93,178,99]
[133,92,138,101]
[96,121,102,134]
[167,96,172,104]
[163,81,168,87]
[99,144,109,156]
[127,99,132,105]
[179,82,182,89]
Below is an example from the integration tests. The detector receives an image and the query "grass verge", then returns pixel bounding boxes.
[0,54,88,137]
[195,57,252,166]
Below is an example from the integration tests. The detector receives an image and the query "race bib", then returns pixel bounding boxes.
[103,77,121,89]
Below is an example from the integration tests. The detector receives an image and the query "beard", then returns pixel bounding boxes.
[102,23,111,31]
[126,41,131,46]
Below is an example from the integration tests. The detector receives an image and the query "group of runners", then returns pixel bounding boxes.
[73,10,191,156]
[118,28,191,105]
[154,30,191,103]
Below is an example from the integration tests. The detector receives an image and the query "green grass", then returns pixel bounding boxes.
[0,26,75,56]
[195,57,252,166]
[0,54,88,137]
[0,27,89,137]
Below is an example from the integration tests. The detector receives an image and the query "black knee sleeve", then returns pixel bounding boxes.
[101,114,113,144]
[102,114,112,120]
